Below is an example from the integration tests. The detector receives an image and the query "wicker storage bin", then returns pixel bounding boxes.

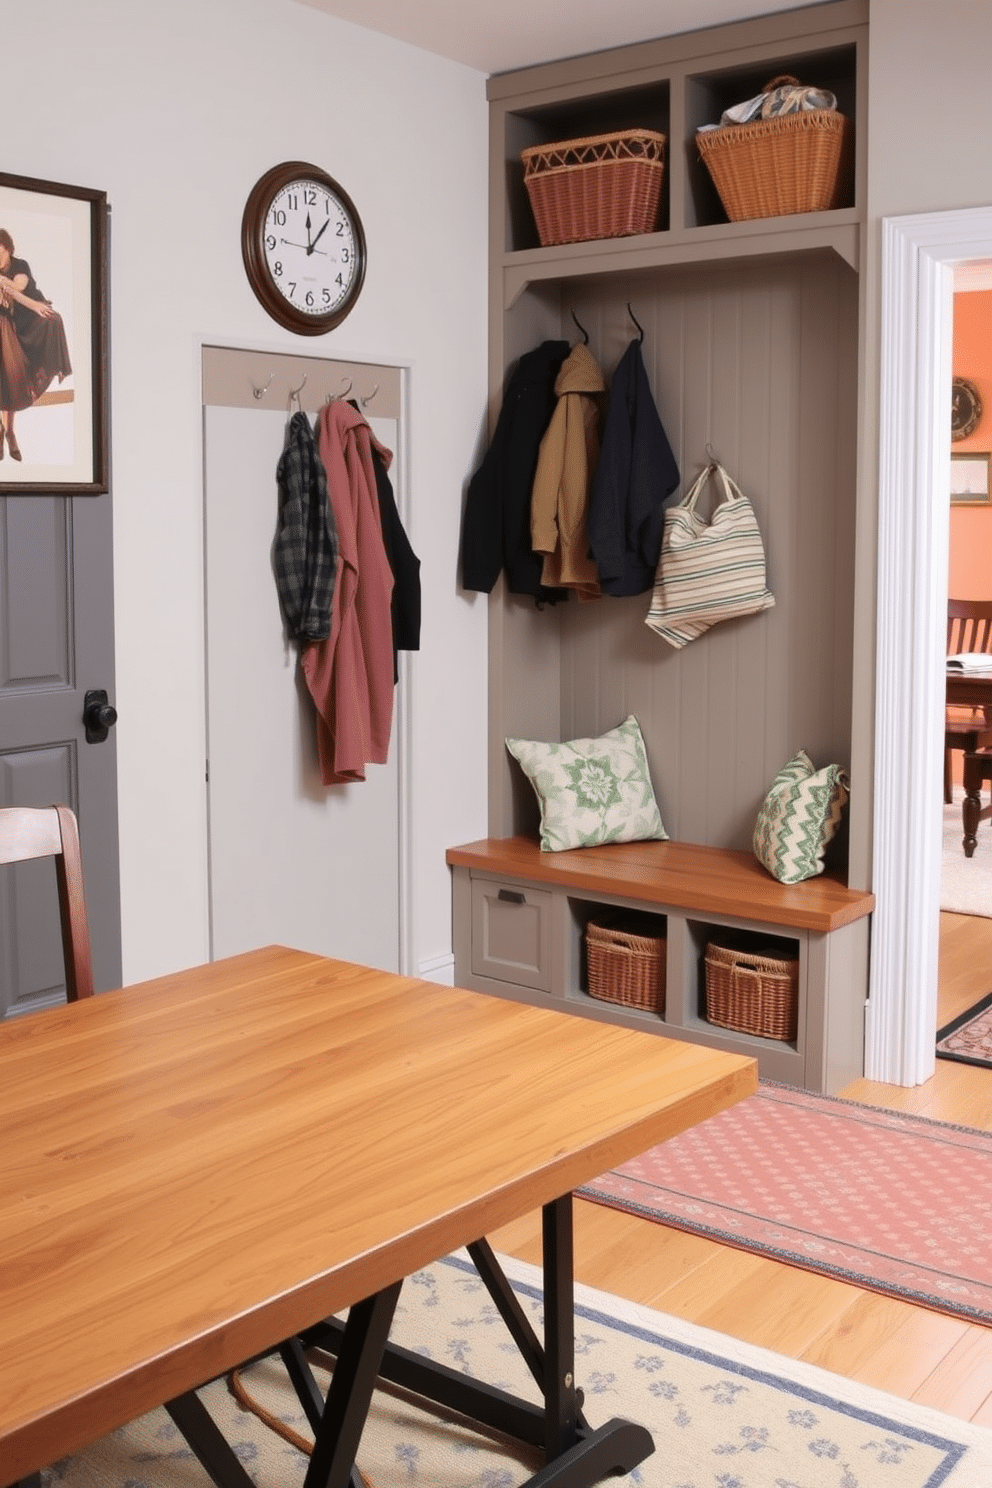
[522,129,666,246]
[704,935,798,1041]
[697,97,851,223]
[586,911,666,1014]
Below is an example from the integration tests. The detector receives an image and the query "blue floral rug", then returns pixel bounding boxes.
[43,1251,992,1487]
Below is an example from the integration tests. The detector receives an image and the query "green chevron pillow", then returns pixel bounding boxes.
[753,750,850,884]
[506,715,668,853]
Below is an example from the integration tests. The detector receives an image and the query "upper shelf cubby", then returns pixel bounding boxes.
[488,0,867,294]
[503,80,671,253]
[684,42,858,229]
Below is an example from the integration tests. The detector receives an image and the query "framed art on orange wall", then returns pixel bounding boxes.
[0,171,107,493]
[950,451,990,505]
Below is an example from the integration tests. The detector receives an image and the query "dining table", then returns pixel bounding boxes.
[946,664,992,855]
[0,945,756,1488]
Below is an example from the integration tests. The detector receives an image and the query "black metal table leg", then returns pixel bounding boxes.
[518,1418,655,1488]
[164,1390,258,1488]
[542,1194,578,1461]
[304,1281,402,1488]
[293,1194,653,1488]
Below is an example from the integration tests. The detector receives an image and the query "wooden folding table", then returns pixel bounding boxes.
[0,946,756,1487]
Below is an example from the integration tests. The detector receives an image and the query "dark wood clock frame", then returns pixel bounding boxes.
[241,161,367,336]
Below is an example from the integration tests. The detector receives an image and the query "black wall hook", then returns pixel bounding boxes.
[571,309,589,345]
[627,303,645,343]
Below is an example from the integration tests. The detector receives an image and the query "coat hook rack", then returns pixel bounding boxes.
[570,309,589,345]
[251,374,274,401]
[627,303,645,344]
[288,373,308,411]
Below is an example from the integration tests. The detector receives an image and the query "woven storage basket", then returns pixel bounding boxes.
[586,912,666,1014]
[704,936,798,1041]
[522,129,666,246]
[697,84,851,222]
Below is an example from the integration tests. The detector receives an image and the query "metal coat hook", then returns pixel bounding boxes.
[251,373,274,401]
[326,376,353,403]
[627,303,645,344]
[361,384,379,408]
[570,309,589,345]
[705,441,719,468]
[288,373,308,411]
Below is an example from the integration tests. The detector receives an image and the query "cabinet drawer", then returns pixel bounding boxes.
[471,878,553,992]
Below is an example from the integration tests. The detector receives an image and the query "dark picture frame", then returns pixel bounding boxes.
[950,451,991,506]
[0,171,107,494]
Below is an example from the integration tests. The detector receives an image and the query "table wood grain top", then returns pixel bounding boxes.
[0,946,756,1478]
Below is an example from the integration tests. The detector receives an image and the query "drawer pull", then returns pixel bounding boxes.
[497,889,526,905]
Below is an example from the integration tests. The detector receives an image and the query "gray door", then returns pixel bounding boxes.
[0,489,121,1016]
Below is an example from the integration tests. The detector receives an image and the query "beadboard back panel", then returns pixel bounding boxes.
[491,252,858,850]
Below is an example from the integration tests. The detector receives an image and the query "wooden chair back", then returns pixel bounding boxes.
[0,805,94,1002]
[947,598,992,656]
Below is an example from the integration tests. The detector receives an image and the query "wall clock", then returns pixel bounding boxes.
[241,161,366,335]
[951,376,982,441]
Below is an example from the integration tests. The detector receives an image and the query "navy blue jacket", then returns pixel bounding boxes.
[587,339,680,597]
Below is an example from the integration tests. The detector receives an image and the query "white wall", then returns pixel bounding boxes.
[12,0,490,983]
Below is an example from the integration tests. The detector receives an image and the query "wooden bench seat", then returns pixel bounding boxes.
[446,836,875,936]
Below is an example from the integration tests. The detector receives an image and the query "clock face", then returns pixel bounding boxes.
[242,162,366,335]
[951,376,982,441]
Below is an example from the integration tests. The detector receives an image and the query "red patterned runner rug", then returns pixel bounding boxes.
[578,1080,992,1325]
[936,989,992,1068]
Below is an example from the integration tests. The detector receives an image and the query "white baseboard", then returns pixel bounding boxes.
[417,952,455,985]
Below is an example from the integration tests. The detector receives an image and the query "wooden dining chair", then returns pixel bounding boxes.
[0,807,264,1488]
[945,599,992,803]
[0,804,94,1003]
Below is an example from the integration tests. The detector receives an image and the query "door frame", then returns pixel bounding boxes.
[869,205,992,1084]
[198,340,415,976]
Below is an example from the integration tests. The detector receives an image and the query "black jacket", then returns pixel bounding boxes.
[587,339,680,597]
[461,340,570,604]
[370,444,421,681]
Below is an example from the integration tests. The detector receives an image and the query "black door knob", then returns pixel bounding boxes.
[83,689,118,743]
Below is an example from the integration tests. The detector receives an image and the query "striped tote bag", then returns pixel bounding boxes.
[645,461,774,648]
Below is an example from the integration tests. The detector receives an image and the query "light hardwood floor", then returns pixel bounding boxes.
[492,912,992,1424]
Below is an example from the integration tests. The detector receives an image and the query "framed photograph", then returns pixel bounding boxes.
[0,171,107,493]
[950,451,991,505]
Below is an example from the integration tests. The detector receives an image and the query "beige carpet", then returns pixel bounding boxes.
[40,1251,992,1487]
[942,788,992,918]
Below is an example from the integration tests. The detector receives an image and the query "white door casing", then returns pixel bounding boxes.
[202,347,411,975]
[870,206,992,1085]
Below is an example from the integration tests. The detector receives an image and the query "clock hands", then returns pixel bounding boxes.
[309,218,331,254]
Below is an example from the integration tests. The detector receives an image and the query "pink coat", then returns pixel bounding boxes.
[301,401,395,784]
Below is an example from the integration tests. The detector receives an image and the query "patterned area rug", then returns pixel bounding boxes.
[578,1082,992,1326]
[937,990,992,1068]
[42,1251,992,1488]
[942,789,992,917]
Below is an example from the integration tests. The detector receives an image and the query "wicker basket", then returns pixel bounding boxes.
[697,83,851,222]
[704,936,798,1041]
[586,912,666,1015]
[522,129,666,246]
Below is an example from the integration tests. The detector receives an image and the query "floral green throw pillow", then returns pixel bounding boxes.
[505,715,668,853]
[753,749,850,884]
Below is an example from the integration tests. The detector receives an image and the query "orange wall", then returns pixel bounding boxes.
[950,290,992,599]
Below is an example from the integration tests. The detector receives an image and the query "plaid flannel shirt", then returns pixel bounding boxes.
[274,411,339,642]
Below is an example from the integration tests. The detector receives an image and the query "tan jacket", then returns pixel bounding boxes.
[531,343,605,599]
